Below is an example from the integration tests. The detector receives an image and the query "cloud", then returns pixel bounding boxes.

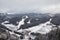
[0,0,60,13]
[0,8,10,13]
[40,4,60,13]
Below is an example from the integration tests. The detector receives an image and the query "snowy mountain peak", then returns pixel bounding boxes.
[22,15,28,19]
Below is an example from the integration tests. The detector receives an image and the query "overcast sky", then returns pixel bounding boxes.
[0,0,60,13]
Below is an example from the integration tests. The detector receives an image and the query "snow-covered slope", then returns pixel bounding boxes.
[18,19,53,34]
[1,16,28,31]
[1,15,55,34]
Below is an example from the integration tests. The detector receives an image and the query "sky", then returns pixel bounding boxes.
[0,0,60,13]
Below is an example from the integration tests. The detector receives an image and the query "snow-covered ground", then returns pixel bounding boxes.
[24,19,52,34]
[1,16,28,31]
[1,16,57,34]
[1,15,58,40]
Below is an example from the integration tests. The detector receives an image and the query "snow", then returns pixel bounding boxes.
[2,21,9,23]
[17,18,25,29]
[1,16,56,35]
[35,18,39,20]
[1,16,29,31]
[24,18,53,34]
[1,16,59,40]
[16,18,53,35]
[27,20,31,24]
